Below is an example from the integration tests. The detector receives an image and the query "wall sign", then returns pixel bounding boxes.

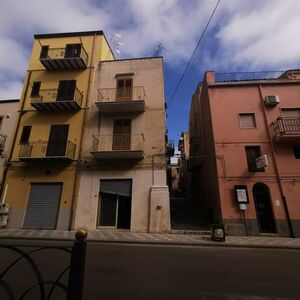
[234,185,249,204]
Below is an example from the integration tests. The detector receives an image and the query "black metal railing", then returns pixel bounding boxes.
[272,117,300,139]
[0,133,6,152]
[215,71,289,82]
[0,230,87,300]
[19,140,76,160]
[40,46,88,66]
[31,87,83,107]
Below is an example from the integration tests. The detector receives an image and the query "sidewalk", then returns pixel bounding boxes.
[0,229,300,249]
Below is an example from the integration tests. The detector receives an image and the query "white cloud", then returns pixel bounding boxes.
[0,81,23,100]
[0,0,300,101]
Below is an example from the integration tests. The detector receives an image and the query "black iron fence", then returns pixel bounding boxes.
[0,230,87,300]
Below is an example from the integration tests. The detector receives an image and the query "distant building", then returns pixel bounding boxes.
[178,131,190,196]
[0,99,19,190]
[189,70,300,237]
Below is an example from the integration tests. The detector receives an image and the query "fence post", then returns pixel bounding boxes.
[67,229,88,300]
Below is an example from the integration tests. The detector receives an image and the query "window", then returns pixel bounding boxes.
[30,82,41,97]
[20,126,31,144]
[40,46,49,59]
[281,108,300,118]
[116,78,133,101]
[245,146,264,172]
[56,80,76,101]
[239,113,257,129]
[293,146,300,159]
[65,44,81,58]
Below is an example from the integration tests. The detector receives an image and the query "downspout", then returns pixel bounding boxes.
[0,70,32,199]
[69,34,97,230]
[258,84,294,237]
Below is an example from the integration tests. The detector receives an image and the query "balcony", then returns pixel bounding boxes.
[96,87,146,113]
[91,134,145,159]
[19,140,76,162]
[0,133,7,152]
[39,45,88,71]
[31,87,83,111]
[272,117,300,142]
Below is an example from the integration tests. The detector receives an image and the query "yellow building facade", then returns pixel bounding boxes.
[3,31,114,229]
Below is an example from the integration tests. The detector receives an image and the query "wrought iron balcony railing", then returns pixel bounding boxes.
[272,117,300,141]
[0,133,7,152]
[40,45,88,70]
[98,87,146,102]
[91,134,145,159]
[31,87,83,111]
[19,140,76,161]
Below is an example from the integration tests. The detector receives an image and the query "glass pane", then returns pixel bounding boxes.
[99,193,117,226]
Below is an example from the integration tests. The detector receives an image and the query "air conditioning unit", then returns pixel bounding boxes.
[265,95,280,107]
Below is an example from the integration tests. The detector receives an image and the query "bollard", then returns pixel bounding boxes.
[67,229,88,300]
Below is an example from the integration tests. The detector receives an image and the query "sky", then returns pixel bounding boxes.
[0,0,300,145]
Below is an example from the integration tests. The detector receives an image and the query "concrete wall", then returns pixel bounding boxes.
[75,57,170,232]
[205,72,300,236]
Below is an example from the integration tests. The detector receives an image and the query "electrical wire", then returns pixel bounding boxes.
[167,0,221,108]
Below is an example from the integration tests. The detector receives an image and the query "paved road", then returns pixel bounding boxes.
[85,243,300,300]
[0,240,300,299]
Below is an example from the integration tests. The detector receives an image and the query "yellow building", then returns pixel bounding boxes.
[3,31,114,229]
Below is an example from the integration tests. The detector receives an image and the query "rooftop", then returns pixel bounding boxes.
[34,30,104,39]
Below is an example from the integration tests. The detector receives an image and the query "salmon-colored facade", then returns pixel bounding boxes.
[189,71,300,237]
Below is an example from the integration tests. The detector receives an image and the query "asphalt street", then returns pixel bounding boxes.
[0,240,300,299]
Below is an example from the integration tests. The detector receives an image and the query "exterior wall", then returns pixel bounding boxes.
[204,72,300,236]
[2,32,114,230]
[0,100,19,187]
[74,57,170,232]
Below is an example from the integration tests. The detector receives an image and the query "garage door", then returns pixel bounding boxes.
[23,183,62,229]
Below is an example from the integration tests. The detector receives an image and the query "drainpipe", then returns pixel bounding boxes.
[258,84,294,237]
[0,70,32,199]
[69,34,97,230]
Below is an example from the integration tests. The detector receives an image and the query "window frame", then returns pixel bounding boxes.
[245,145,265,172]
[19,125,32,145]
[292,145,300,159]
[238,112,257,129]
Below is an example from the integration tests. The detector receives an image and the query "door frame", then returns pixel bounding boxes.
[252,182,277,233]
[97,179,132,229]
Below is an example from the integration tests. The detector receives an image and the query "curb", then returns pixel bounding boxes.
[1,235,300,250]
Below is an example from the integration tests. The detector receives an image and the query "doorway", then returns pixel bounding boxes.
[56,80,76,101]
[253,183,277,233]
[116,78,133,101]
[46,124,69,156]
[98,179,132,229]
[112,119,131,151]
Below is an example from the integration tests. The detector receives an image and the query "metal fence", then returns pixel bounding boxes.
[42,46,88,66]
[98,86,146,102]
[31,87,83,107]
[0,230,87,300]
[215,71,287,82]
[19,141,76,160]
[272,117,300,138]
[92,134,145,152]
[0,133,7,152]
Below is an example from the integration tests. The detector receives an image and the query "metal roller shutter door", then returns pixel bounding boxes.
[23,183,62,229]
[100,180,131,197]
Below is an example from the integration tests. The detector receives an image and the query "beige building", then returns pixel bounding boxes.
[0,99,19,190]
[73,57,171,233]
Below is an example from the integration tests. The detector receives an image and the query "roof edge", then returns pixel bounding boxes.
[34,30,104,39]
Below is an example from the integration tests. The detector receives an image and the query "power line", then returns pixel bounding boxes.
[167,0,221,108]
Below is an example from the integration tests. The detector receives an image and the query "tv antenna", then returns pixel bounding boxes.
[111,33,124,56]
[152,43,169,56]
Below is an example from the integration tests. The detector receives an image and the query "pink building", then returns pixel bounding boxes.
[189,70,300,237]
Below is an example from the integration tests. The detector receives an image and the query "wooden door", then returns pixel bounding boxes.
[56,80,76,101]
[46,124,69,156]
[116,78,132,101]
[112,119,131,150]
